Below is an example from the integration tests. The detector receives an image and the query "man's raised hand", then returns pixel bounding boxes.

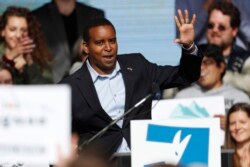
[174,9,196,48]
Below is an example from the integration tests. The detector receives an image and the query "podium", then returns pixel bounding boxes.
[112,149,234,167]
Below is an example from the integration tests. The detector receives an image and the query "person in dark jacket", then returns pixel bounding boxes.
[60,10,203,155]
[33,0,105,82]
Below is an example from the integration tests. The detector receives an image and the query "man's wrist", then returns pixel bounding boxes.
[182,42,197,54]
[182,42,195,50]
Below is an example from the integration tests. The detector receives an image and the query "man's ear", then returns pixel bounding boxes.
[232,27,239,38]
[219,62,226,74]
[81,40,89,55]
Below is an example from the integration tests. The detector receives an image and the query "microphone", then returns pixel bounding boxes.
[78,83,160,151]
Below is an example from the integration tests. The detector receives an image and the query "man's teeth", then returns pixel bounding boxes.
[201,72,208,77]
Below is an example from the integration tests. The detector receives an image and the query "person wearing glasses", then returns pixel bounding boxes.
[175,44,250,130]
[206,1,250,96]
[175,0,250,51]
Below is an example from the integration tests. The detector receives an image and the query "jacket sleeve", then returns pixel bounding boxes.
[22,63,53,84]
[145,48,203,90]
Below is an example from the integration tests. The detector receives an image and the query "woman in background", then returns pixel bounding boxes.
[0,6,53,84]
[0,62,14,84]
[225,103,250,167]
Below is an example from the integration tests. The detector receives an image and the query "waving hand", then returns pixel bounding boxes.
[175,9,196,48]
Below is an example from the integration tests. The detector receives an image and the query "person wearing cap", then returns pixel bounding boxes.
[175,44,250,130]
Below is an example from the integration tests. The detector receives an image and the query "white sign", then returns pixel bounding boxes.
[0,85,71,165]
[152,96,225,145]
[131,119,221,167]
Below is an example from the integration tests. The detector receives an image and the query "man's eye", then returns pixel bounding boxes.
[110,38,116,44]
[95,41,103,45]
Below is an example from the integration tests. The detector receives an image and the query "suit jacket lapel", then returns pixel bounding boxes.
[118,58,135,127]
[74,64,113,122]
[75,60,136,127]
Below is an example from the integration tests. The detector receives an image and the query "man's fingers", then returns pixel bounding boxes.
[177,9,185,25]
[191,14,196,25]
[184,9,189,23]
[175,10,196,28]
[174,16,181,29]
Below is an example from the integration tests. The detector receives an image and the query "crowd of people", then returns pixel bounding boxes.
[1,0,250,167]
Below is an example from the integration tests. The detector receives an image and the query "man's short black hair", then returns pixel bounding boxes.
[82,17,116,43]
[199,44,226,79]
[199,44,225,64]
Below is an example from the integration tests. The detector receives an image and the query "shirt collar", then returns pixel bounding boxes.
[86,59,121,82]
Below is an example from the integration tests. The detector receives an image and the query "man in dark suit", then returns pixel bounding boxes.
[33,0,105,82]
[60,10,203,155]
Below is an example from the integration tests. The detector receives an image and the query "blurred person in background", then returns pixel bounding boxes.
[206,2,250,95]
[68,38,88,75]
[0,62,14,84]
[170,0,250,99]
[175,0,250,51]
[69,146,113,167]
[33,0,105,82]
[232,0,250,50]
[0,6,53,84]
[56,132,113,167]
[225,103,250,167]
[175,44,250,130]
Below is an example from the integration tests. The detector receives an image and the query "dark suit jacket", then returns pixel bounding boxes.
[60,51,203,155]
[33,2,105,82]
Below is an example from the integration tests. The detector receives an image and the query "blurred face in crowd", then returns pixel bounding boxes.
[0,68,13,84]
[206,9,238,50]
[229,110,250,144]
[1,16,28,49]
[198,56,225,90]
[83,25,118,75]
[72,156,110,167]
